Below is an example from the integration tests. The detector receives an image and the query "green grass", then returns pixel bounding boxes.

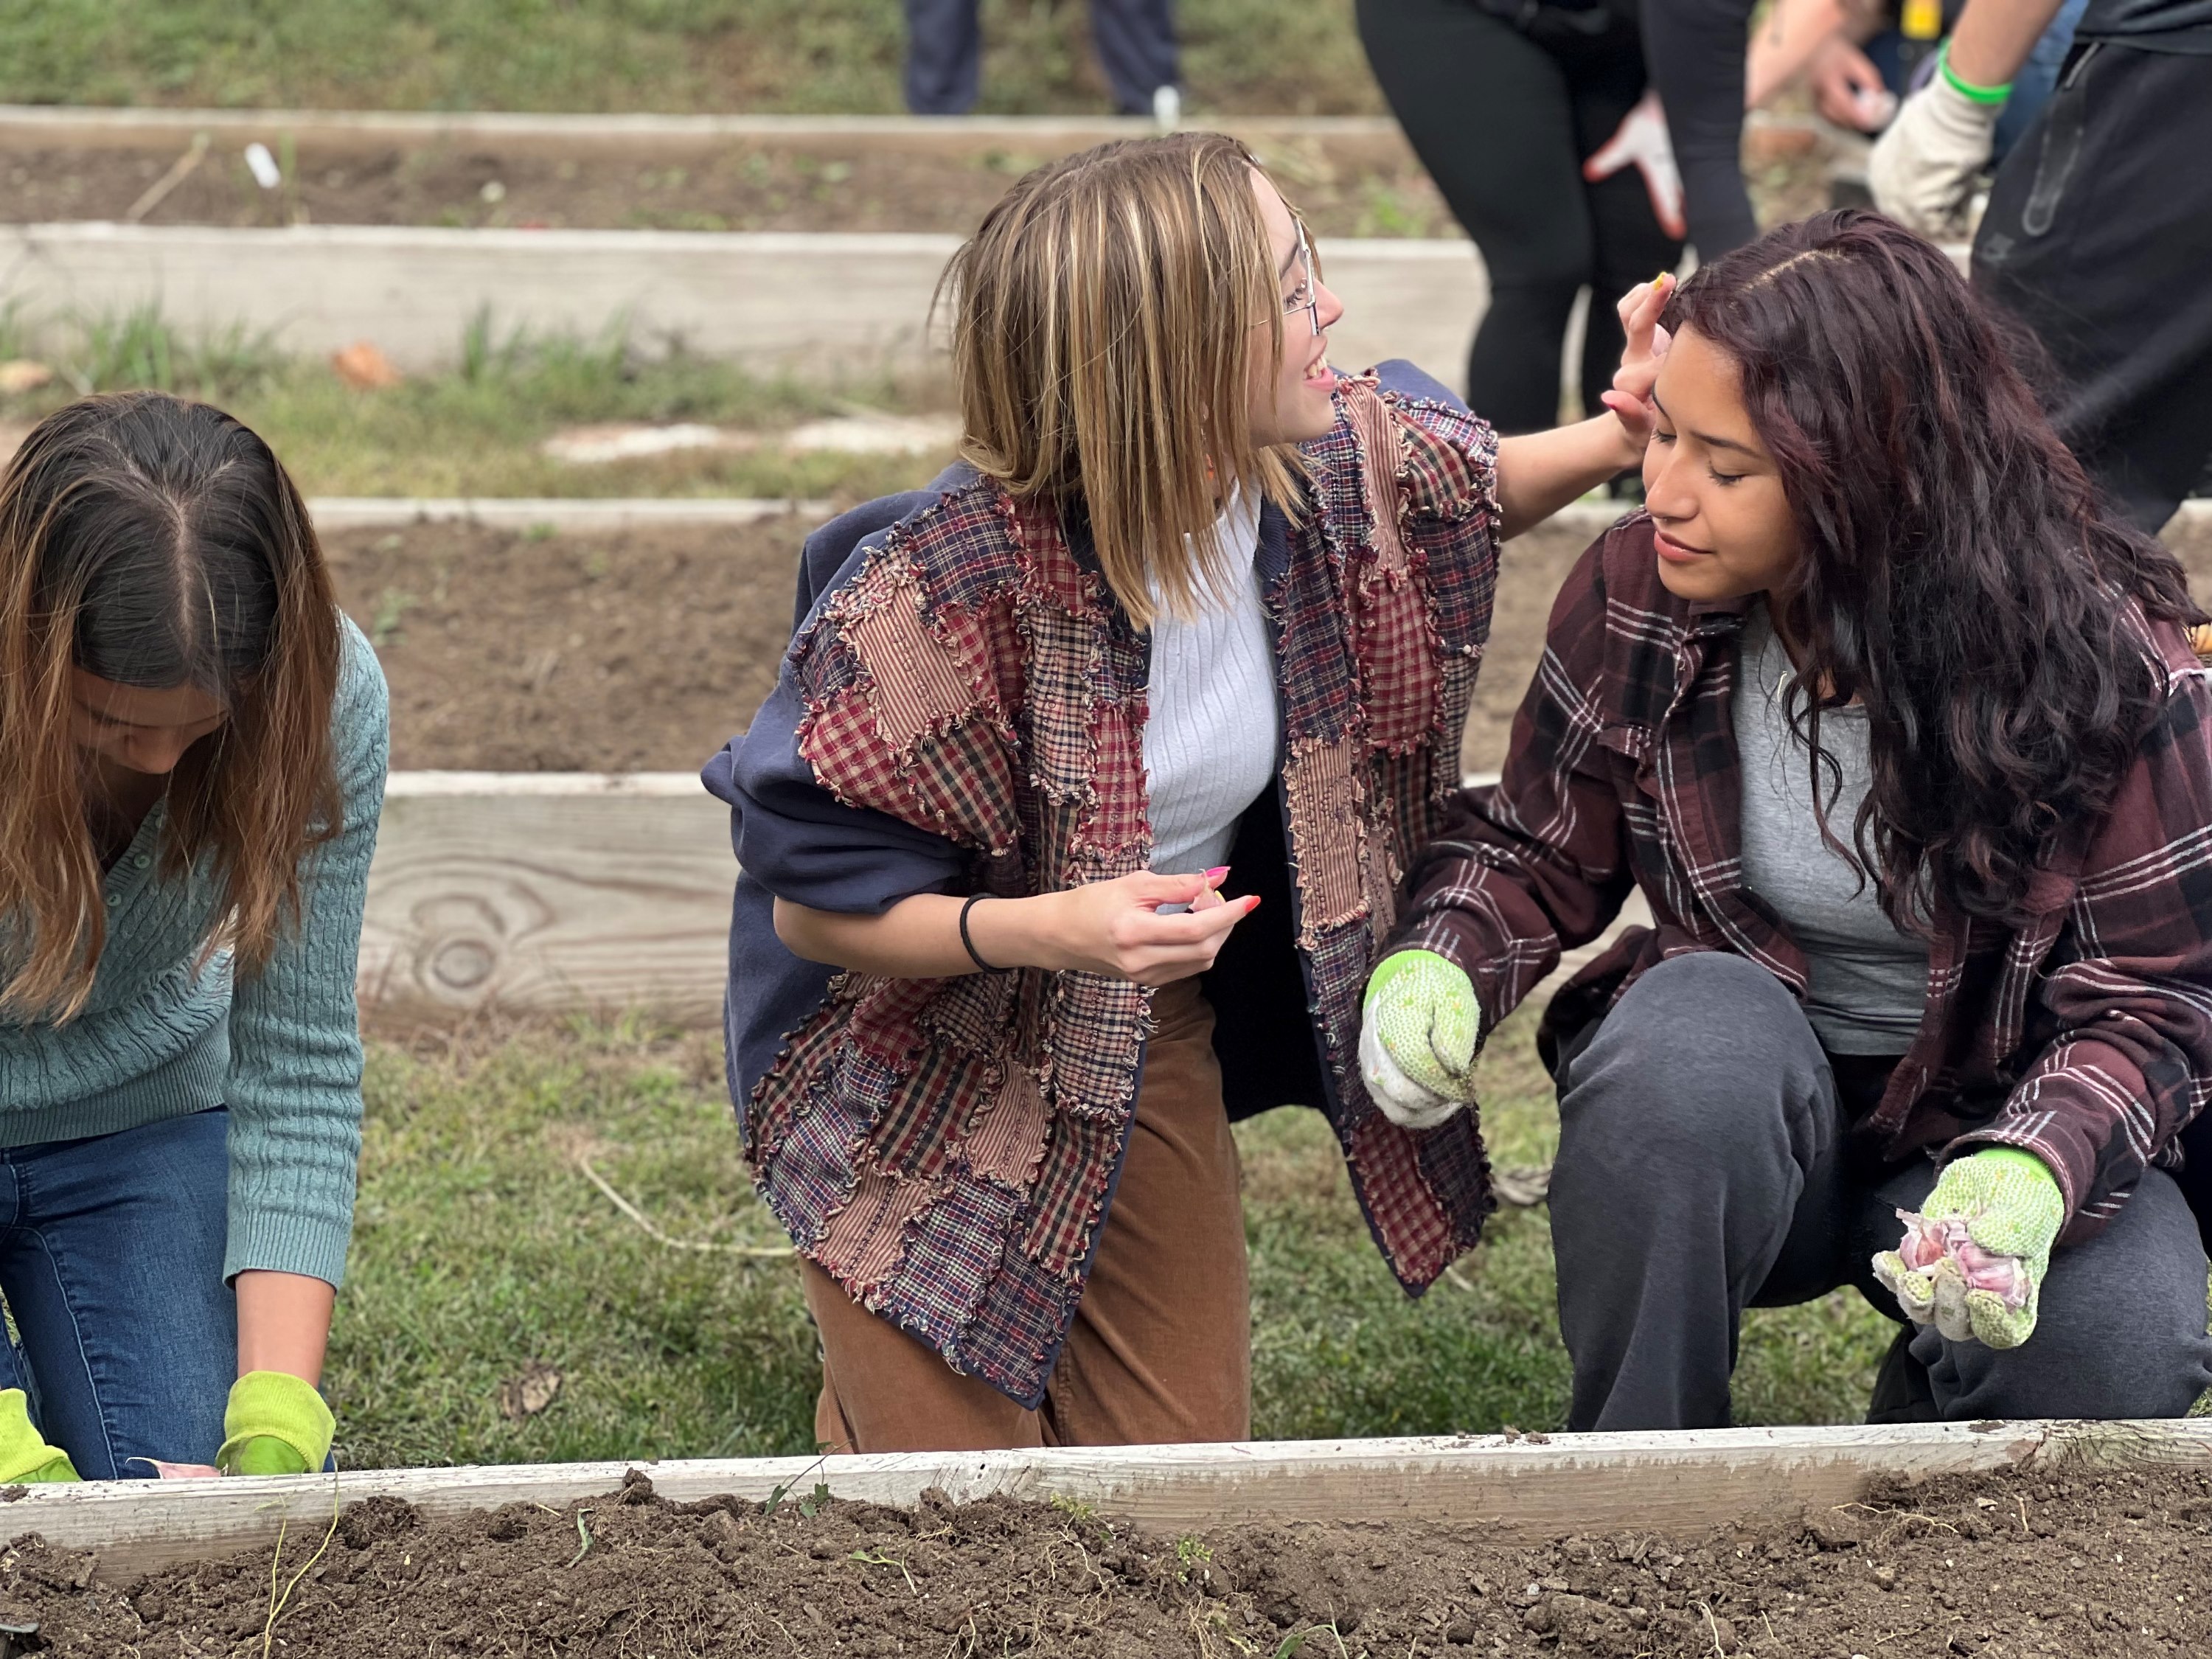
[0,0,1378,118]
[327,1006,1899,1468]
[0,305,945,501]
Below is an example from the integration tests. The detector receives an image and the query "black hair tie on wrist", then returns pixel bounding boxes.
[959,894,1003,973]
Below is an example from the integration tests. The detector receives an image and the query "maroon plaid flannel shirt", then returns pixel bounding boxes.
[1395,513,2212,1244]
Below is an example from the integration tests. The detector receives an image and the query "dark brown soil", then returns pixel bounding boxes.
[325,517,804,773]
[2,125,1832,240]
[334,513,2212,777]
[1,139,1460,240]
[3,1461,2208,1655]
[327,513,1596,776]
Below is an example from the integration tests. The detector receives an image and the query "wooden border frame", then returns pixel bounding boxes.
[14,1420,2209,1579]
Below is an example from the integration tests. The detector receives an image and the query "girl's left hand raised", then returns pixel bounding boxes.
[1599,274,1674,456]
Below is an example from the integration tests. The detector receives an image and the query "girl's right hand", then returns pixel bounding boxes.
[992,871,1259,985]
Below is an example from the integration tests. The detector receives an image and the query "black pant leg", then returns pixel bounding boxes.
[1091,0,1178,113]
[1975,46,2212,532]
[904,0,983,114]
[1357,0,1593,430]
[1563,31,1686,423]
[1639,0,1761,258]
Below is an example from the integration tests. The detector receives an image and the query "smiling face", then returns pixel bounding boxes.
[1246,171,1346,448]
[1642,324,1801,605]
[69,669,227,779]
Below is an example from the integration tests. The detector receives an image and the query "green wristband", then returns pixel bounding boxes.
[1938,41,2012,105]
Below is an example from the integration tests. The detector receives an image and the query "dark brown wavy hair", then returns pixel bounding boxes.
[0,392,341,1020]
[1666,209,2199,928]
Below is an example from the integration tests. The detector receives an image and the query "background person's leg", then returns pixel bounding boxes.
[0,1111,235,1479]
[1638,0,1761,258]
[903,0,984,116]
[1857,1164,2212,1420]
[1551,953,1843,1431]
[1356,0,1592,429]
[1564,32,1686,426]
[1091,0,1178,116]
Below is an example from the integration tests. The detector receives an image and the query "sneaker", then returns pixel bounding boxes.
[1152,85,1181,129]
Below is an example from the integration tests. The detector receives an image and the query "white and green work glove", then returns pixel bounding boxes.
[1867,55,2002,239]
[0,1388,78,1484]
[1359,949,1481,1130]
[1871,1148,2064,1350]
[217,1371,335,1476]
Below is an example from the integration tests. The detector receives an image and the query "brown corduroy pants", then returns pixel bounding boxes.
[801,978,1251,1452]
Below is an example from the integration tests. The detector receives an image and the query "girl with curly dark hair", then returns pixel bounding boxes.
[1359,208,2212,1429]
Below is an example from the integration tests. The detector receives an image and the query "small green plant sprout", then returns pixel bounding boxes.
[1175,1534,1214,1584]
[848,1547,919,1594]
[765,1451,827,1522]
[1048,1492,1099,1526]
[564,1508,594,1568]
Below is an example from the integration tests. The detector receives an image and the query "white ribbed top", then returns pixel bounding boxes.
[1144,493,1280,875]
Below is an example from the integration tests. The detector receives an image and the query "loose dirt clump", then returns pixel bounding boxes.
[1,1461,2208,1655]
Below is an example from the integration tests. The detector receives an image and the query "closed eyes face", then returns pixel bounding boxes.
[1640,324,1801,605]
[69,670,227,777]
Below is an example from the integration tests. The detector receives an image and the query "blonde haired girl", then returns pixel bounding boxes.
[706,133,1660,1450]
[0,393,386,1481]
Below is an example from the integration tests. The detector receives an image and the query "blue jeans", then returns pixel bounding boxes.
[0,1110,234,1479]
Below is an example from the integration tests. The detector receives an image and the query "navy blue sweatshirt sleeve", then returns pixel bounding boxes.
[702,678,968,917]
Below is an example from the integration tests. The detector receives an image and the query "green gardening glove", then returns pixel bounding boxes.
[217,1371,335,1476]
[1871,1148,2064,1350]
[1359,949,1481,1130]
[0,1388,78,1484]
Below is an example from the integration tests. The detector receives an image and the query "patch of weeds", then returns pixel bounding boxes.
[367,587,416,647]
[53,303,283,403]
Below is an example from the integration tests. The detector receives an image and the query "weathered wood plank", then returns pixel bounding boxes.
[13,1421,2208,1580]
[355,771,1649,1020]
[358,773,733,1021]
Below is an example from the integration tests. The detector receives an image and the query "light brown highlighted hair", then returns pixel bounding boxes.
[0,392,343,1020]
[940,131,1310,627]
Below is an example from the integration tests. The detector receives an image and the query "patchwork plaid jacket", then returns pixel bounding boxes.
[703,363,1503,1404]
[1394,512,2212,1245]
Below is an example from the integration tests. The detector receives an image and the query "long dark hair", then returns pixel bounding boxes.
[1666,209,2199,928]
[0,392,341,1019]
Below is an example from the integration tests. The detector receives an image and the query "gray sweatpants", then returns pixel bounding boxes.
[1550,952,2212,1431]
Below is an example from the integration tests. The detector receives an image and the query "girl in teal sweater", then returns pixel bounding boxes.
[0,393,387,1480]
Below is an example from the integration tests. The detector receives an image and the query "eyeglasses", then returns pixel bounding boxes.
[1283,217,1321,338]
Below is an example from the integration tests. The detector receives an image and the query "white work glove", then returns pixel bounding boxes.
[1868,72,2000,239]
[1358,949,1481,1130]
[1583,90,1688,242]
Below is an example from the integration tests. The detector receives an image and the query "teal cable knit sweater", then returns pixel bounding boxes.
[0,616,388,1288]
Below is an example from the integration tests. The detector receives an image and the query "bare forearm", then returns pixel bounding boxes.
[235,1270,335,1384]
[776,891,1012,978]
[774,873,1251,985]
[1947,0,2067,86]
[1495,416,1642,540]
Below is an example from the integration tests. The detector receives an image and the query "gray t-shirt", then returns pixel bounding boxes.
[1735,602,1930,1056]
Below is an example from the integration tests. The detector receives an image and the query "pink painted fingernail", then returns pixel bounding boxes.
[1203,866,1230,885]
